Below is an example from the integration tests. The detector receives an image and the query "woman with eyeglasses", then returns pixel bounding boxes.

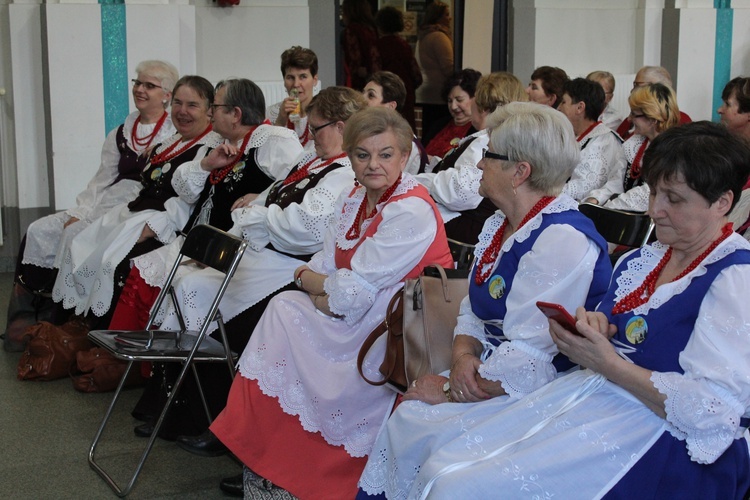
[416,71,527,244]
[357,102,613,499]
[4,60,178,350]
[585,82,679,211]
[49,75,222,326]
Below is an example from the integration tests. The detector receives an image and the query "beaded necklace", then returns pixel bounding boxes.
[131,111,168,151]
[611,222,733,315]
[628,138,650,180]
[283,152,347,186]
[288,119,310,146]
[149,124,212,165]
[474,196,556,285]
[345,175,402,241]
[208,125,257,185]
[576,121,600,143]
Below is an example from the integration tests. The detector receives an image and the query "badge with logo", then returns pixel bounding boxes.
[625,316,647,344]
[488,275,505,299]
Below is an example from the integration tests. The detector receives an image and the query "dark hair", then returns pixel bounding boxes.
[442,68,482,101]
[172,75,215,108]
[643,121,750,213]
[375,6,404,34]
[722,77,750,114]
[563,78,606,121]
[280,46,319,78]
[421,1,449,27]
[215,79,266,126]
[366,71,406,110]
[530,66,569,109]
[306,86,368,123]
[342,0,376,29]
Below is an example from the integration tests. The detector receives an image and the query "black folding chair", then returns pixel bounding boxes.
[87,224,247,497]
[447,238,476,271]
[578,202,655,248]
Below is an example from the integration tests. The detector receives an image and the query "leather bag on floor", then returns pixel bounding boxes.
[17,319,92,381]
[71,347,144,393]
[357,265,469,393]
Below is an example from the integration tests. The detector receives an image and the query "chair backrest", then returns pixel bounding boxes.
[578,202,655,247]
[447,238,476,271]
[180,224,246,274]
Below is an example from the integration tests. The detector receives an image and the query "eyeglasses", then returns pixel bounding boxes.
[209,104,232,113]
[309,121,336,136]
[482,148,510,161]
[131,79,163,91]
[629,111,647,120]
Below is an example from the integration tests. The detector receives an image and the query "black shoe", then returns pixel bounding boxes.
[134,422,154,438]
[176,430,228,457]
[219,473,243,497]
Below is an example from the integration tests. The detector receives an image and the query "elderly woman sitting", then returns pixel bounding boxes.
[358,100,613,498]
[4,60,178,349]
[209,107,454,499]
[360,121,750,499]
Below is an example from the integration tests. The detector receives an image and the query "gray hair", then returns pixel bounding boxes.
[486,101,579,195]
[135,60,179,94]
[215,79,266,126]
[638,66,673,88]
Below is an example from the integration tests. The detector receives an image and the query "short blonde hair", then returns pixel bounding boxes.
[474,72,528,114]
[628,83,680,133]
[586,70,615,94]
[135,60,179,93]
[343,107,413,156]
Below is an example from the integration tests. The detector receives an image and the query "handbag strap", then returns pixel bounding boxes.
[357,289,403,386]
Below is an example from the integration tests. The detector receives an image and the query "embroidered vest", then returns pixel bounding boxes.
[112,125,142,184]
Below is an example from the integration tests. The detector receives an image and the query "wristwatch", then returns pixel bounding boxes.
[442,381,454,402]
[295,269,308,289]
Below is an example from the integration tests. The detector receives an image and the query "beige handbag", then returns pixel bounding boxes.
[357,265,469,393]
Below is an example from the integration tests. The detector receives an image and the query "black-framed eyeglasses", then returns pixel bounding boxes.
[482,148,510,161]
[131,79,163,91]
[629,111,647,120]
[309,121,336,136]
[209,104,233,113]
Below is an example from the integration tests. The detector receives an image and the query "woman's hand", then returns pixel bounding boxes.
[403,374,450,405]
[275,96,298,125]
[549,307,619,374]
[449,353,492,402]
[201,143,240,171]
[310,292,342,318]
[137,225,156,243]
[63,217,80,229]
[583,197,600,205]
[231,193,258,210]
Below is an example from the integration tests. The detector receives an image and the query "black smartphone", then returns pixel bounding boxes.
[536,301,579,334]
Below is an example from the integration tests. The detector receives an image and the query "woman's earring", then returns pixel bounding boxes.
[511,180,517,196]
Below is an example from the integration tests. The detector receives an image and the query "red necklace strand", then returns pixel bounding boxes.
[629,138,650,180]
[209,126,257,185]
[131,111,168,151]
[149,124,212,165]
[345,175,402,241]
[612,223,734,315]
[576,121,601,142]
[288,119,310,146]
[283,152,347,186]
[474,196,556,285]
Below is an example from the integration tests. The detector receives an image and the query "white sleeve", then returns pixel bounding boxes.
[414,135,486,211]
[307,192,348,276]
[605,184,650,212]
[652,264,750,464]
[232,168,354,254]
[171,159,210,204]
[477,224,604,398]
[254,132,304,181]
[67,128,121,221]
[324,196,438,325]
[563,134,627,202]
